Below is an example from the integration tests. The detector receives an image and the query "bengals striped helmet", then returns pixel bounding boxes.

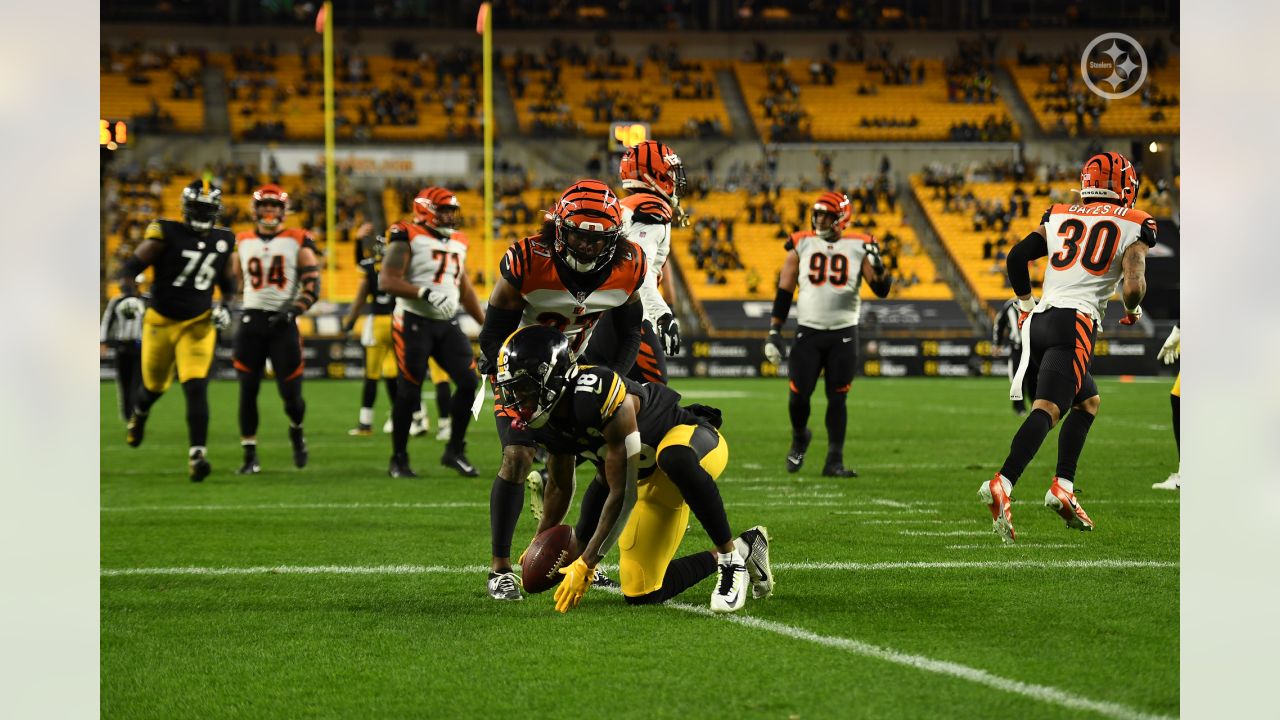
[811,191,852,240]
[619,140,688,201]
[252,184,289,229]
[1079,152,1139,208]
[413,187,461,237]
[551,179,623,273]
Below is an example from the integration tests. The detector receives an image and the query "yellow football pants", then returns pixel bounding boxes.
[362,314,448,384]
[1171,372,1180,398]
[619,423,729,597]
[140,308,215,393]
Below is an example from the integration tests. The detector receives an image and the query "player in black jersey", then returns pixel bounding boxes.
[117,178,237,481]
[494,326,773,613]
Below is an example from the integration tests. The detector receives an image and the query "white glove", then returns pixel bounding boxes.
[211,305,232,330]
[420,287,458,318]
[657,314,681,357]
[116,296,145,320]
[764,330,784,365]
[1157,325,1180,365]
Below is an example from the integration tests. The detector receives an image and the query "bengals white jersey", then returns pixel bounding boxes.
[499,233,648,358]
[235,227,316,311]
[620,193,673,324]
[387,221,470,320]
[1037,202,1157,322]
[787,230,874,330]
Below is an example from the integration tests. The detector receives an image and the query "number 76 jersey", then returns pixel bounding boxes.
[1039,203,1157,322]
[787,230,874,330]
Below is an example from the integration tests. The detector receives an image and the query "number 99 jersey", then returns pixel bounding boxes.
[787,230,874,330]
[143,219,235,320]
[235,227,318,311]
[1039,203,1157,322]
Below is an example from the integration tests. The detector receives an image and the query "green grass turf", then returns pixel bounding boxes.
[101,377,1179,719]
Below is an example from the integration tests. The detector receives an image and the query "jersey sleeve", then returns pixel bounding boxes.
[144,221,167,243]
[499,240,527,291]
[386,222,411,244]
[1039,206,1054,225]
[784,231,807,253]
[630,197,673,226]
[1139,216,1158,247]
[572,368,627,426]
[299,230,319,253]
[450,230,470,247]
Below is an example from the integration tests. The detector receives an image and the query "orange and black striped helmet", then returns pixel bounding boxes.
[252,184,289,228]
[1079,152,1139,208]
[619,140,687,201]
[811,191,852,239]
[413,187,461,236]
[551,179,623,273]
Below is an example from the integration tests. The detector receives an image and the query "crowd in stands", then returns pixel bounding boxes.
[944,37,1001,104]
[688,218,744,285]
[947,115,1016,141]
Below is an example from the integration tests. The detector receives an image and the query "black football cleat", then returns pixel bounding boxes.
[388,453,418,478]
[237,451,261,475]
[441,443,479,477]
[188,450,212,483]
[785,428,812,473]
[125,411,148,448]
[822,462,858,478]
[288,426,308,469]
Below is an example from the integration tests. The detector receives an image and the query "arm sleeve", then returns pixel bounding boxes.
[386,224,410,244]
[770,287,793,326]
[1139,217,1158,247]
[609,301,644,375]
[1005,232,1049,297]
[635,226,672,323]
[479,304,524,370]
[498,243,524,291]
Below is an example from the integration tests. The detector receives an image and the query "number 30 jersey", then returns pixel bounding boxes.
[143,219,235,320]
[500,232,647,358]
[387,221,469,320]
[786,230,874,330]
[1038,202,1157,322]
[235,227,317,311]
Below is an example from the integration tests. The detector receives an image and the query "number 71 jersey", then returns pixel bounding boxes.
[235,228,317,311]
[787,230,873,330]
[1039,203,1157,322]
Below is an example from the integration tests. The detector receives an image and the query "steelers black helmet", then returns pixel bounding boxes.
[181,178,223,232]
[494,325,576,429]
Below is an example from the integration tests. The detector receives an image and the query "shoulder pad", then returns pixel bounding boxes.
[785,231,810,252]
[450,230,470,247]
[1039,206,1057,224]
[629,197,672,226]
[1139,215,1158,246]
[235,230,256,245]
[575,368,626,422]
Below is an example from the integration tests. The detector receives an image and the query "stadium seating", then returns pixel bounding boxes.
[100,51,205,133]
[504,54,731,139]
[671,190,951,302]
[734,59,1019,142]
[211,51,484,142]
[1004,57,1179,136]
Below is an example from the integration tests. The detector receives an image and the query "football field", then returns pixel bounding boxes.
[101,377,1179,719]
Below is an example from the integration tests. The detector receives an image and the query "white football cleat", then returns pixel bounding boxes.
[710,551,749,613]
[1045,477,1095,531]
[382,417,394,434]
[487,571,523,601]
[526,468,546,522]
[409,410,429,437]
[1152,472,1180,490]
[734,526,773,599]
[435,417,452,442]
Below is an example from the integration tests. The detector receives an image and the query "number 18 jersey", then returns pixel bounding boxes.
[1039,203,1157,322]
[787,230,873,330]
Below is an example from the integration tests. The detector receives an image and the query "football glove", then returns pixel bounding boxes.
[554,557,594,613]
[657,313,681,357]
[1157,325,1180,364]
[116,296,145,321]
[1015,296,1037,330]
[764,329,784,365]
[266,309,295,330]
[1119,305,1143,326]
[418,287,458,318]
[211,305,232,330]
[864,241,885,274]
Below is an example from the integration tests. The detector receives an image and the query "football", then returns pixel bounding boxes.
[520,524,578,594]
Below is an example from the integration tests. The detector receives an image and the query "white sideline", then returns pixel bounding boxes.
[101,559,1178,577]
[101,501,489,512]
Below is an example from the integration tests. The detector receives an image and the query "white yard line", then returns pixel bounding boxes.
[900,530,999,536]
[98,561,1172,720]
[101,501,489,512]
[945,543,1080,550]
[772,560,1176,571]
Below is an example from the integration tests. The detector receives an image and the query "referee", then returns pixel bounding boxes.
[993,297,1030,416]
[101,294,145,421]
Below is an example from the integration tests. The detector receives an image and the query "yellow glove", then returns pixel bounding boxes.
[553,557,594,613]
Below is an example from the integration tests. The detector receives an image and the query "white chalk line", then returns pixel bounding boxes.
[101,501,489,513]
[945,544,1080,550]
[100,560,1176,719]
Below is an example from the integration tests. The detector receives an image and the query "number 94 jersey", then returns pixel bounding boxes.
[235,227,318,311]
[143,219,234,320]
[787,230,873,330]
[1039,203,1157,322]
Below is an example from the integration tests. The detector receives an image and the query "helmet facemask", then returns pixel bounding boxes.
[555,220,620,273]
[182,184,222,232]
[495,356,572,429]
[812,209,839,240]
[254,199,286,230]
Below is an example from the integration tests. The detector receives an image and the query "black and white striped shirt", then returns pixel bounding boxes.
[992,297,1022,351]
[100,295,144,345]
